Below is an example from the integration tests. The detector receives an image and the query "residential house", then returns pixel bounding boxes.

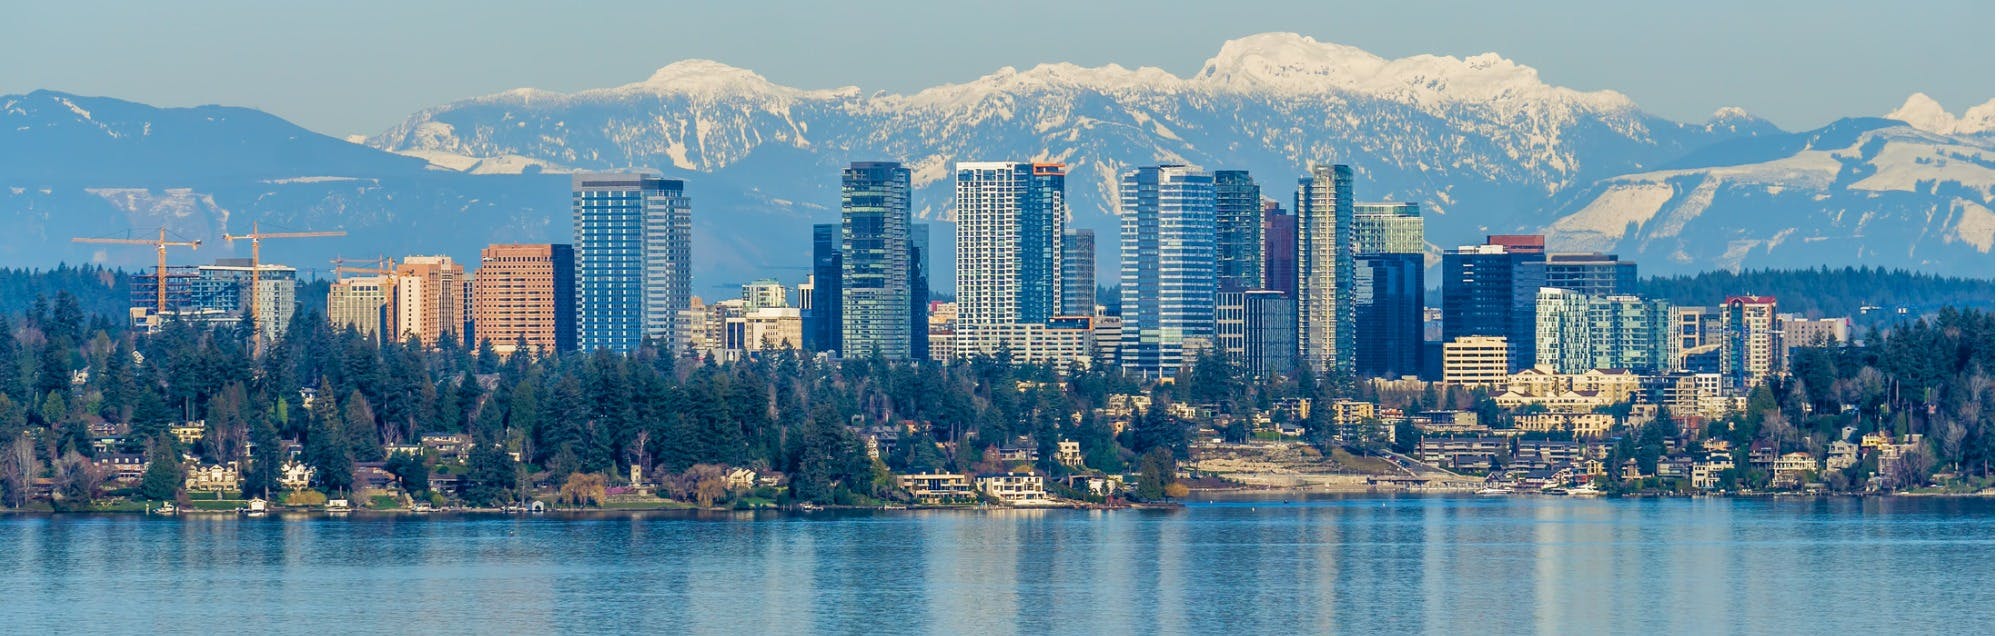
[975,472,1050,504]
[898,473,973,504]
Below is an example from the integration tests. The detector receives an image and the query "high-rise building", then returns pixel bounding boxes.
[840,161,913,360]
[573,173,692,353]
[910,222,932,361]
[1061,229,1096,316]
[1542,252,1637,296]
[1721,295,1781,389]
[953,161,1066,326]
[1118,165,1216,378]
[390,256,468,347]
[741,279,789,310]
[1353,202,1424,255]
[1441,236,1545,371]
[1242,290,1298,378]
[1261,202,1297,297]
[327,275,391,341]
[805,223,842,354]
[1214,170,1264,293]
[1533,288,1675,374]
[187,259,298,342]
[1295,165,1355,377]
[1355,252,1424,378]
[472,244,576,356]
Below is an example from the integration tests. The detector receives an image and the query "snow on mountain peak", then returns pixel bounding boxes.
[1709,106,1753,122]
[1193,32,1635,115]
[615,59,857,99]
[1886,92,1995,136]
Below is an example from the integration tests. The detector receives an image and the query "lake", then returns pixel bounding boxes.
[0,495,1989,635]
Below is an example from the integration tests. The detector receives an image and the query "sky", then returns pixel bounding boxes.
[2,1,1992,137]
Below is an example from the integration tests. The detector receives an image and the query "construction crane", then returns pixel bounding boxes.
[330,255,395,279]
[72,228,201,315]
[222,222,345,351]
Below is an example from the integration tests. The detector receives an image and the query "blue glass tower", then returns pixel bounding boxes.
[572,173,690,354]
[1118,165,1216,379]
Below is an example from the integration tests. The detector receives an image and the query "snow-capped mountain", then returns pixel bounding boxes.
[1545,116,1993,272]
[371,33,1800,283]
[0,90,567,272]
[1,33,1990,288]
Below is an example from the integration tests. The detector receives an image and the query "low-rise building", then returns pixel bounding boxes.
[185,462,241,493]
[975,472,1049,504]
[898,473,972,504]
[1512,413,1615,438]
[1054,440,1082,468]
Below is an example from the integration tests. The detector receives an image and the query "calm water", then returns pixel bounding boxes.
[0,496,1989,635]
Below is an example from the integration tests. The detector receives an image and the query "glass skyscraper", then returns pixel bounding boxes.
[1214,170,1264,293]
[1119,165,1216,379]
[1442,235,1545,372]
[1295,165,1354,378]
[805,223,842,354]
[909,222,931,360]
[1353,202,1423,255]
[840,161,912,360]
[1060,229,1095,316]
[572,173,691,353]
[1356,252,1424,378]
[953,162,1066,326]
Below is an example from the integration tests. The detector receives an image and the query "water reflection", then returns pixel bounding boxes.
[0,497,1988,634]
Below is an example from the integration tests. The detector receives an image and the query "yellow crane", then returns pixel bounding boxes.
[222,222,345,351]
[72,228,202,315]
[330,255,395,279]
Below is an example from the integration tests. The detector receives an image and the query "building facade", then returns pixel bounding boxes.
[840,161,913,360]
[1060,229,1096,316]
[1355,252,1424,378]
[1722,295,1781,388]
[573,173,692,353]
[1442,335,1511,388]
[806,223,842,354]
[472,244,576,356]
[1214,170,1264,293]
[954,161,1066,327]
[1261,202,1297,297]
[1295,165,1354,377]
[1118,165,1216,378]
[1533,288,1676,374]
[1353,202,1423,255]
[1441,236,1545,371]
[390,256,468,347]
[327,275,390,341]
[1242,290,1298,378]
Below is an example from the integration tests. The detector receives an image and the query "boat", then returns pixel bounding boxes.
[1567,484,1606,497]
[1475,487,1512,496]
[326,498,352,513]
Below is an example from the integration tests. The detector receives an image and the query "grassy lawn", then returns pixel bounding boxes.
[366,495,402,510]
[1329,448,1402,475]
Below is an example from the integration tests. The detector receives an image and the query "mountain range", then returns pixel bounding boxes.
[4,32,1991,293]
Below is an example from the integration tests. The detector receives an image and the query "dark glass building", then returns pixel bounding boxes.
[1261,202,1297,297]
[1214,170,1264,293]
[805,223,842,354]
[1356,252,1424,378]
[1441,235,1544,371]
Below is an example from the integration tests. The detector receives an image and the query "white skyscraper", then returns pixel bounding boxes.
[953,161,1066,327]
[1296,164,1354,378]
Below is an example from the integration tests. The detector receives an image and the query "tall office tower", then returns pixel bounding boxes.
[1216,291,1247,365]
[1061,229,1097,316]
[953,162,1066,326]
[805,223,842,354]
[1721,295,1781,389]
[389,256,468,347]
[1353,202,1424,255]
[1261,202,1297,296]
[573,173,692,353]
[741,279,789,310]
[1355,253,1424,378]
[1441,235,1545,371]
[909,222,931,361]
[472,244,576,356]
[838,161,912,360]
[1294,164,1355,378]
[327,275,391,341]
[1542,252,1637,296]
[1118,165,1216,378]
[1214,170,1265,293]
[1242,290,1298,377]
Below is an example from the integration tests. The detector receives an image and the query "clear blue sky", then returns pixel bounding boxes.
[4,0,1991,136]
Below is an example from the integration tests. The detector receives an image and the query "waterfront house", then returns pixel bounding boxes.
[1693,459,1736,490]
[975,473,1050,505]
[184,462,241,493]
[897,473,972,504]
[278,460,315,491]
[1055,440,1083,468]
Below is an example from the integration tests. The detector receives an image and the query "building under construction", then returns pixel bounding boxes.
[128,258,298,339]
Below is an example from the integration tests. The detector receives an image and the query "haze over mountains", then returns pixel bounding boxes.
[4,33,1991,290]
